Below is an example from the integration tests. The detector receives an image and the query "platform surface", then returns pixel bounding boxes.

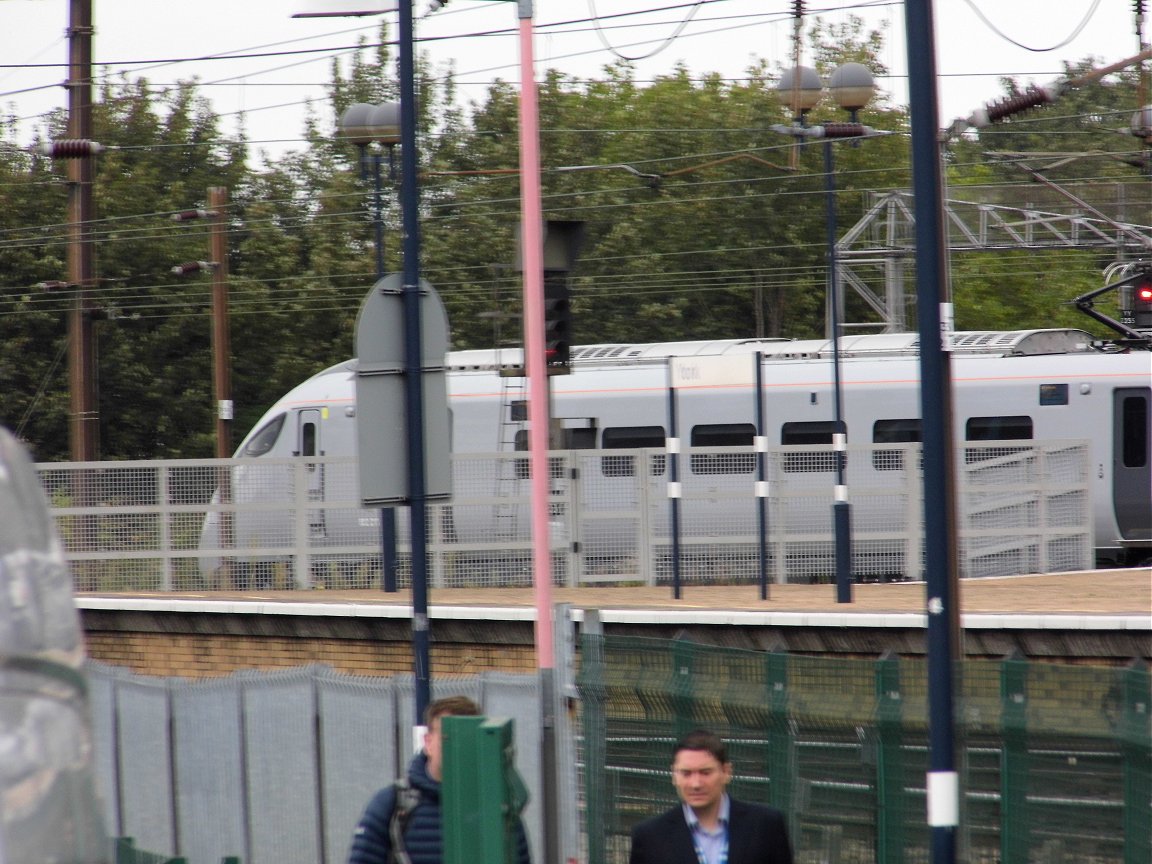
[79,568,1151,617]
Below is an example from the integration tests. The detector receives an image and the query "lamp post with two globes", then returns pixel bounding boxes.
[337,102,402,593]
[773,62,879,604]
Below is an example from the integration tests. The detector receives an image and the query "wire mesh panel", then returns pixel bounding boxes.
[85,664,552,864]
[43,442,1091,591]
[480,674,545,864]
[85,663,121,835]
[578,635,1149,864]
[171,677,247,864]
[317,673,400,864]
[242,669,322,864]
[574,449,654,583]
[959,442,1092,578]
[114,677,176,855]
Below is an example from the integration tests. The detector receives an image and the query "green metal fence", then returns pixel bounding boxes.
[113,837,241,864]
[577,635,1151,864]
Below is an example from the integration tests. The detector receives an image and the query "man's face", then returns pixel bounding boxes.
[425,716,445,781]
[671,748,732,814]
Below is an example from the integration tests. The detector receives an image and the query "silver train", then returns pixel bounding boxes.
[0,427,107,862]
[219,328,1151,573]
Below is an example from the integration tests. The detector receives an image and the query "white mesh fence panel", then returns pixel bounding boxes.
[114,676,175,854]
[84,664,547,864]
[317,673,400,864]
[85,666,121,835]
[44,442,1091,590]
[242,669,323,864]
[172,677,247,864]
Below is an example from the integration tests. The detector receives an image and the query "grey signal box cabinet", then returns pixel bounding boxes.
[354,273,452,506]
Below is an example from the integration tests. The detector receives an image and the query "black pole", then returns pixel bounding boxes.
[905,2,961,862]
[366,150,400,594]
[398,0,431,725]
[755,352,770,600]
[667,360,682,599]
[371,151,385,277]
[824,140,853,604]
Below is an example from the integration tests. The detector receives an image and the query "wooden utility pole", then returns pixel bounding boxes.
[67,0,98,463]
[208,186,233,458]
[209,187,234,586]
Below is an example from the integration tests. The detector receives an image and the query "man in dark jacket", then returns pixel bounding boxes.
[347,696,531,864]
[629,729,793,864]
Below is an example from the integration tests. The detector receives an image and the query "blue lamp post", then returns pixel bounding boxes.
[775,62,876,602]
[338,101,403,592]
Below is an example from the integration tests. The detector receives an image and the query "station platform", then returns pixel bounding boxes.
[74,569,1150,678]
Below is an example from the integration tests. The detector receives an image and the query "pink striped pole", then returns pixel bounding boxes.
[515,6,553,671]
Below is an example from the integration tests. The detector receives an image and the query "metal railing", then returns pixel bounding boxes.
[577,634,1152,864]
[39,442,1092,592]
[88,663,549,864]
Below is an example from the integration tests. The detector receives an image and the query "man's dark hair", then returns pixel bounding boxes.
[672,729,729,765]
[425,695,481,725]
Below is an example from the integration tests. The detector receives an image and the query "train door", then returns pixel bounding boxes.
[1112,388,1151,544]
[297,408,326,538]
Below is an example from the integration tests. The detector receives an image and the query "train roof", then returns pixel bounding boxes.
[445,329,1097,372]
[285,329,1099,395]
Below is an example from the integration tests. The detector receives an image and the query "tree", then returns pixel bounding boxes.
[0,17,1139,462]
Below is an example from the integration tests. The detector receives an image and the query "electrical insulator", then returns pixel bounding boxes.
[40,139,103,158]
[970,85,1059,127]
[36,280,71,291]
[817,122,868,139]
[171,261,216,276]
[171,209,218,221]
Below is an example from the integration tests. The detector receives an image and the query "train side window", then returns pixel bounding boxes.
[301,422,317,457]
[602,426,666,477]
[872,418,921,471]
[964,415,1033,464]
[781,421,842,473]
[965,415,1033,440]
[242,413,286,457]
[564,427,596,449]
[690,423,755,475]
[1122,396,1148,468]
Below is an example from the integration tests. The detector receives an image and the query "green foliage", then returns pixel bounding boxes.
[0,21,1144,461]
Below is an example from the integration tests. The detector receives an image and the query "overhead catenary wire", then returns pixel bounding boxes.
[2,1,1126,158]
[2,120,1142,246]
[959,0,1104,53]
[0,154,1143,258]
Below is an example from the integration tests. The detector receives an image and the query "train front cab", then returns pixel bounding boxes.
[1112,386,1152,565]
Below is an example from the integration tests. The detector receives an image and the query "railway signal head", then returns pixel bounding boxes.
[1135,280,1152,329]
[543,277,572,371]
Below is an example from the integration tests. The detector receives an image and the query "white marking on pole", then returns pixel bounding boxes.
[926,771,959,826]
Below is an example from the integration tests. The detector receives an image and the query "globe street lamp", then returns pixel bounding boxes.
[337,102,403,592]
[338,102,401,277]
[774,63,878,604]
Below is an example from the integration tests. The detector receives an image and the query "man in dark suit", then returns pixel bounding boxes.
[629,729,794,864]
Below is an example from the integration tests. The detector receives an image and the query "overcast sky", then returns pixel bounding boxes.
[0,0,1140,164]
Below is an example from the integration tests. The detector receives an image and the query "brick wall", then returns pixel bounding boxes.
[84,631,538,679]
[85,631,539,681]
